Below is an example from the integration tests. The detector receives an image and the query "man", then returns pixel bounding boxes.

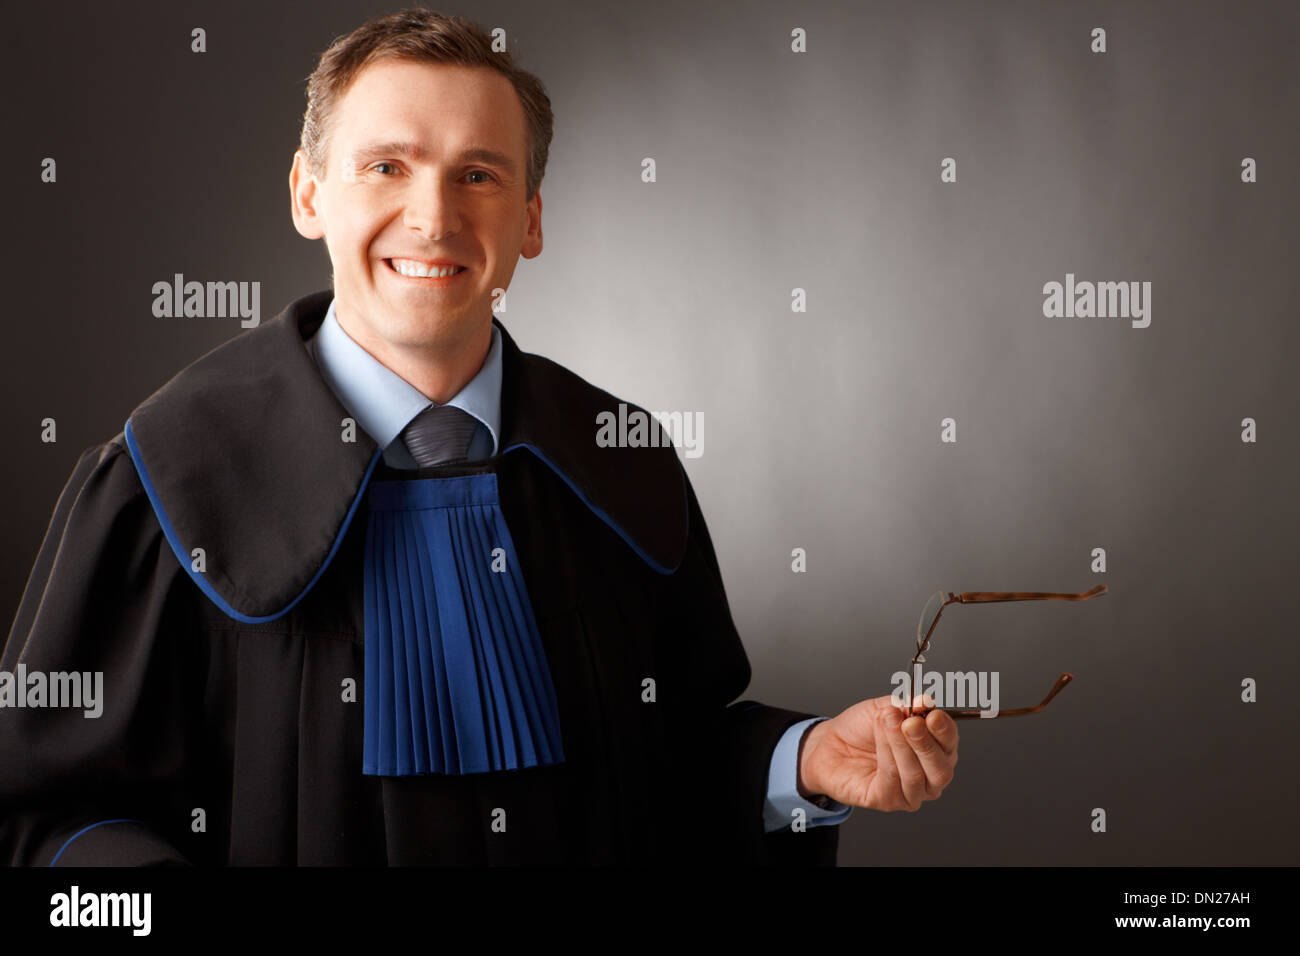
[0,9,957,866]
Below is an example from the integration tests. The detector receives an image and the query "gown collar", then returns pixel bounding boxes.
[123,289,689,622]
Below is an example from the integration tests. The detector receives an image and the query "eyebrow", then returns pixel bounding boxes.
[347,141,519,176]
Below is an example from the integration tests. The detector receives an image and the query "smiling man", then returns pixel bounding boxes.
[0,9,957,866]
[290,57,536,404]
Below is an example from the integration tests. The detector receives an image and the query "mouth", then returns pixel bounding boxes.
[383,258,467,281]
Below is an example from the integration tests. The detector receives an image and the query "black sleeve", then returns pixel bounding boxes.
[656,465,840,866]
[0,440,194,865]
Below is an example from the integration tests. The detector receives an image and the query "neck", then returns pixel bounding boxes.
[335,306,492,404]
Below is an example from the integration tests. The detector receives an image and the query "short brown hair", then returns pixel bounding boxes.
[299,8,553,201]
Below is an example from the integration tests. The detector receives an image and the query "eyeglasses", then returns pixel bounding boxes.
[905,584,1108,719]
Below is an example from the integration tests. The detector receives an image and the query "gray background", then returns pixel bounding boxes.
[3,0,1297,865]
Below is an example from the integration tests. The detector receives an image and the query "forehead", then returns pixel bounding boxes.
[331,58,526,153]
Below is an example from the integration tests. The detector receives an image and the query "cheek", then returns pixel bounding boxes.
[333,204,381,245]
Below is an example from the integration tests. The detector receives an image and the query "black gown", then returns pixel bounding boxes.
[0,290,839,866]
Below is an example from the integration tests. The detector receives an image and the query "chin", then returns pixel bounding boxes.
[386,314,478,349]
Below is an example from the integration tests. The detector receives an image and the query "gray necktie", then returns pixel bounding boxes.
[400,403,479,466]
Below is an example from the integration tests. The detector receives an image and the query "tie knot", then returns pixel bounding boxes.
[400,403,479,467]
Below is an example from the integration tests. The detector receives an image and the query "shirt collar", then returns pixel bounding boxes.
[309,297,502,458]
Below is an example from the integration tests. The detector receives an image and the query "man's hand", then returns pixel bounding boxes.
[798,695,958,812]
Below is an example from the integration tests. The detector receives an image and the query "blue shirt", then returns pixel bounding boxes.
[306,298,851,833]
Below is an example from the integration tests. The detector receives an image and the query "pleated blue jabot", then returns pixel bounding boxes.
[362,473,565,776]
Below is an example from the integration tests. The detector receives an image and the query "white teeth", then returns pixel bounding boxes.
[390,259,462,278]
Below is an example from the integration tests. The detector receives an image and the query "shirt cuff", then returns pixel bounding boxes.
[763,717,854,833]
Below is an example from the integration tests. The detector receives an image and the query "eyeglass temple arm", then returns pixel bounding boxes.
[917,584,1107,657]
[954,585,1108,604]
[942,673,1074,719]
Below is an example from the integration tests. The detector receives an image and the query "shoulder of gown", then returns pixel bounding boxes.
[120,290,692,622]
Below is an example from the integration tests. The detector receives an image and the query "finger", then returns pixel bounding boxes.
[925,708,960,759]
[883,709,930,809]
[901,714,956,796]
[872,708,907,807]
[910,693,937,714]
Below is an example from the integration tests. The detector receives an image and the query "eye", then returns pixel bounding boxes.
[466,170,494,184]
[371,162,397,175]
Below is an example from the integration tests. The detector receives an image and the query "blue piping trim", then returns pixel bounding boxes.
[50,818,141,865]
[501,442,685,575]
[124,418,385,623]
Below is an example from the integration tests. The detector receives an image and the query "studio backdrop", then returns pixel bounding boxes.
[2,0,1296,865]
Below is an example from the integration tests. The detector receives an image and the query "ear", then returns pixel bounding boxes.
[290,150,326,240]
[520,189,543,260]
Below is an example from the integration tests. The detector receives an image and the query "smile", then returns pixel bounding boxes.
[384,258,466,279]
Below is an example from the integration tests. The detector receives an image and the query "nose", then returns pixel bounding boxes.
[403,174,461,240]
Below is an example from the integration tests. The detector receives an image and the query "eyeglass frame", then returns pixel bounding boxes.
[905,584,1108,719]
